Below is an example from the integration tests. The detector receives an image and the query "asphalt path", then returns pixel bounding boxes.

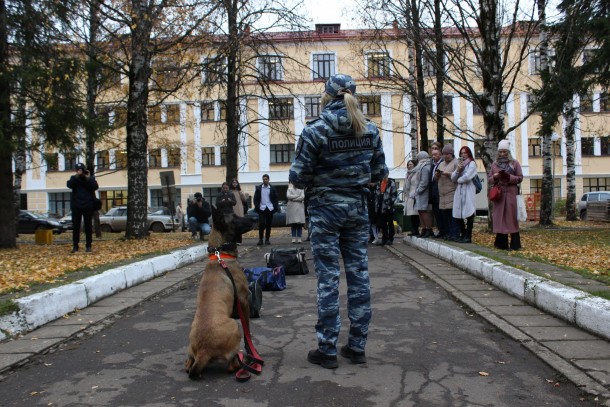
[0,240,596,406]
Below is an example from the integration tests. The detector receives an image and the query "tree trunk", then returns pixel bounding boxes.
[434,0,445,144]
[125,0,152,239]
[13,94,26,218]
[564,103,577,221]
[410,0,428,149]
[0,0,17,249]
[225,0,239,184]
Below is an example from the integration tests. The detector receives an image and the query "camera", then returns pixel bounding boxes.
[196,197,202,202]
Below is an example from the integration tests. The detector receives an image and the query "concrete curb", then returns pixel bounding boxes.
[404,236,610,341]
[0,244,208,340]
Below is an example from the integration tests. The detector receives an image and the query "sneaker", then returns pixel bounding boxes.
[265,240,270,245]
[257,239,264,246]
[71,246,78,253]
[85,247,92,253]
[371,239,380,245]
[292,238,296,243]
[297,238,302,243]
[307,349,338,369]
[340,345,367,364]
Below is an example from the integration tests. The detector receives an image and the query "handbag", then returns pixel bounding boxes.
[516,194,527,222]
[265,247,309,275]
[472,175,483,194]
[488,184,502,202]
[244,266,286,291]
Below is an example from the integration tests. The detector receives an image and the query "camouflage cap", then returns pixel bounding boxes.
[325,74,357,97]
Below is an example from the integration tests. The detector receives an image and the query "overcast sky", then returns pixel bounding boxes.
[301,0,360,29]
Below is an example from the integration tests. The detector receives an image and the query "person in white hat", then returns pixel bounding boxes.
[488,139,524,250]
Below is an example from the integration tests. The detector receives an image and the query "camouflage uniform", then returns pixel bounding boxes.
[289,76,388,356]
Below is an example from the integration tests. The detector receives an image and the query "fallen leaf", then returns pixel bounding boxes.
[479,371,489,376]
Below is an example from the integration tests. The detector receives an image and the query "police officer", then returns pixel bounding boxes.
[289,74,388,369]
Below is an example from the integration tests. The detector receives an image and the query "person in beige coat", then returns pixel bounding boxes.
[229,178,248,218]
[437,145,459,241]
[286,183,306,243]
[403,159,420,236]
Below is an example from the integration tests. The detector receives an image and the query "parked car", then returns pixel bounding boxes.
[578,191,610,220]
[246,202,287,229]
[99,206,179,233]
[16,210,65,234]
[59,212,73,230]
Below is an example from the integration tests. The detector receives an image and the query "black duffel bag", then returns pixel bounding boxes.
[265,247,309,275]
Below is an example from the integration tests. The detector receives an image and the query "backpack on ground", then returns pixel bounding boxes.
[244,266,286,291]
[264,247,309,275]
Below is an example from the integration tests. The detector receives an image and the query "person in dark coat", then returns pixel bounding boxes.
[253,174,279,245]
[187,192,212,240]
[67,163,99,253]
[216,182,237,214]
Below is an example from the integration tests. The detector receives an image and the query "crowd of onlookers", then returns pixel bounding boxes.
[371,139,524,251]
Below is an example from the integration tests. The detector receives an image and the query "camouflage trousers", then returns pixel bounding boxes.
[308,201,371,355]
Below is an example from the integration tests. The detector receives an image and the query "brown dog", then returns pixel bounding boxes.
[185,206,253,380]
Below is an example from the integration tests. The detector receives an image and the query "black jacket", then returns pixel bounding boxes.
[253,184,279,214]
[67,174,99,210]
[187,200,211,223]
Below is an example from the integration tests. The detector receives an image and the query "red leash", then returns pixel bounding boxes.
[214,252,264,382]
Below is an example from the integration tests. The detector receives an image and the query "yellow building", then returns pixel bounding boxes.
[21,24,610,216]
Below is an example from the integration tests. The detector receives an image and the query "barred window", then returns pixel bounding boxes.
[312,53,335,79]
[149,148,162,168]
[202,57,226,84]
[202,147,215,166]
[527,94,539,113]
[116,150,127,169]
[423,54,437,77]
[305,96,320,118]
[220,146,227,165]
[270,144,295,164]
[48,192,71,216]
[359,95,381,116]
[165,104,180,125]
[149,106,162,125]
[268,97,293,120]
[600,93,610,112]
[259,55,283,81]
[97,150,109,170]
[154,60,183,89]
[584,177,610,192]
[367,52,391,78]
[580,93,594,113]
[441,95,453,116]
[114,106,127,128]
[601,136,610,156]
[201,102,216,122]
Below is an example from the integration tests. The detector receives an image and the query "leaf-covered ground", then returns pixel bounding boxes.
[0,222,608,297]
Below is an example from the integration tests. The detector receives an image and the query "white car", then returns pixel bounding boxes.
[578,191,610,220]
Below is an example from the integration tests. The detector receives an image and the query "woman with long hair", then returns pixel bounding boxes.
[451,146,477,243]
[411,151,433,238]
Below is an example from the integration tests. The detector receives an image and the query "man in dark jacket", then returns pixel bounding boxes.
[187,192,211,240]
[67,163,99,253]
[253,174,279,245]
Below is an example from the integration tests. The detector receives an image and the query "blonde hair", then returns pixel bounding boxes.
[321,92,367,137]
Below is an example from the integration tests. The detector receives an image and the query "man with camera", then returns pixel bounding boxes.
[67,163,99,253]
[187,192,211,240]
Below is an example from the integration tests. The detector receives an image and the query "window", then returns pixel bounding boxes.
[529,49,555,75]
[258,55,283,81]
[581,137,595,156]
[601,136,610,156]
[423,53,439,77]
[154,60,183,89]
[367,52,391,78]
[527,94,539,113]
[580,93,594,113]
[96,106,113,128]
[149,148,162,168]
[528,138,541,157]
[529,178,561,199]
[201,102,216,122]
[583,49,600,71]
[202,187,222,204]
[312,53,335,79]
[165,104,180,125]
[149,105,162,125]
[116,150,127,169]
[270,144,295,164]
[114,106,127,128]
[472,98,484,115]
[44,152,58,171]
[101,190,128,208]
[358,95,381,116]
[220,146,227,165]
[48,192,71,216]
[315,24,340,34]
[584,177,610,192]
[304,97,320,118]
[441,95,453,116]
[268,97,293,120]
[150,189,166,209]
[97,150,109,170]
[64,152,77,171]
[600,93,610,112]
[202,147,215,166]
[202,57,226,84]
[167,147,180,167]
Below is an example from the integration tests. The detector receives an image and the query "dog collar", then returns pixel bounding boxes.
[209,253,237,260]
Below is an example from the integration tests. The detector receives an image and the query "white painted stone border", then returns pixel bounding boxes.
[405,236,610,340]
[0,245,207,340]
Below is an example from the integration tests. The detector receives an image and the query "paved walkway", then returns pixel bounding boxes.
[0,231,608,403]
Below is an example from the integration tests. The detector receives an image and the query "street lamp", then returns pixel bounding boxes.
[551,133,560,217]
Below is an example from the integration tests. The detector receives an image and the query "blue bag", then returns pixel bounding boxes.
[244,267,286,291]
[472,175,483,194]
